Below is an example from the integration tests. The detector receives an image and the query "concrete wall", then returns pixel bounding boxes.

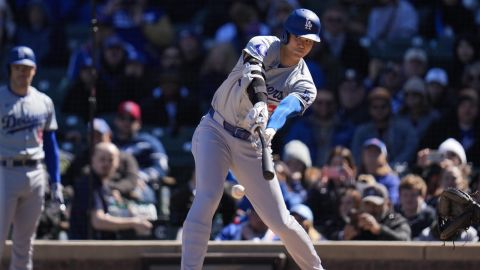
[2,240,480,270]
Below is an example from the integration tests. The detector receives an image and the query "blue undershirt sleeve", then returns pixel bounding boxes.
[266,95,303,131]
[43,130,60,184]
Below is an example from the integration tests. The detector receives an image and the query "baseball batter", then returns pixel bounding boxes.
[181,9,324,270]
[0,46,63,270]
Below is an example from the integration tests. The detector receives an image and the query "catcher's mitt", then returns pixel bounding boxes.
[436,188,480,240]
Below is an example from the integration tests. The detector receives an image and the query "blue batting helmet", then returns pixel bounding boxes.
[282,8,321,43]
[8,46,36,67]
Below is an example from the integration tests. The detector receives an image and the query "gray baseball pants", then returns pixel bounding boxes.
[181,115,324,270]
[0,164,46,270]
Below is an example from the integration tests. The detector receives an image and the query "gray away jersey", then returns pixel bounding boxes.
[0,85,57,159]
[211,36,317,129]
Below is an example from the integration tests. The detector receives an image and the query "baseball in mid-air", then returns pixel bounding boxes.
[231,184,245,199]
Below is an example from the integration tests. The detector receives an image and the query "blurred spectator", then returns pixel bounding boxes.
[263,204,325,242]
[320,4,369,76]
[336,0,372,37]
[274,160,304,209]
[359,138,401,204]
[417,138,467,170]
[416,219,479,241]
[450,35,479,88]
[341,183,411,240]
[14,0,69,67]
[376,61,405,113]
[461,61,480,93]
[351,87,419,166]
[113,101,172,217]
[321,146,358,187]
[117,46,155,103]
[0,0,15,72]
[215,207,268,241]
[177,27,206,92]
[158,45,184,73]
[425,67,454,118]
[214,1,270,51]
[337,69,370,127]
[170,170,236,238]
[61,54,109,122]
[403,47,428,80]
[398,76,440,140]
[306,146,357,233]
[198,42,239,107]
[69,142,152,240]
[140,71,201,132]
[394,174,436,239]
[322,187,362,240]
[416,164,478,242]
[101,0,174,62]
[419,0,476,39]
[426,163,470,210]
[65,15,115,81]
[438,138,468,166]
[366,0,418,42]
[264,0,296,38]
[62,118,139,200]
[284,90,355,166]
[421,88,480,165]
[415,138,468,203]
[282,140,312,192]
[97,35,129,113]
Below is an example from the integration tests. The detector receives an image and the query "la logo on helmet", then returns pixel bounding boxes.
[305,19,312,30]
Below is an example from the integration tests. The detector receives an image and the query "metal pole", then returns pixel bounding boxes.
[87,0,98,239]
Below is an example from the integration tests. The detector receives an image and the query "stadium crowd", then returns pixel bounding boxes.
[1,0,480,242]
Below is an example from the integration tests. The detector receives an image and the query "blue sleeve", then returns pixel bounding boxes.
[43,131,60,184]
[266,95,303,131]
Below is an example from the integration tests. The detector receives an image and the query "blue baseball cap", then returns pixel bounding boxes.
[8,46,36,67]
[363,138,387,156]
[290,204,313,222]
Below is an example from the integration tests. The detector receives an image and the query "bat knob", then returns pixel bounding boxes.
[263,171,275,180]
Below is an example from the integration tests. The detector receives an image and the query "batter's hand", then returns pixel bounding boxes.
[251,135,263,158]
[264,128,276,146]
[245,102,268,132]
[51,182,64,205]
[357,213,381,234]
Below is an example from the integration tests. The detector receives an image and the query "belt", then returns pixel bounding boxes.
[208,107,251,141]
[0,159,43,167]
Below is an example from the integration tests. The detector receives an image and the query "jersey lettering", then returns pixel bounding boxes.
[301,90,312,103]
[267,85,283,100]
[2,113,47,134]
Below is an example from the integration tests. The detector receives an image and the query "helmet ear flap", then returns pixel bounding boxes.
[281,31,289,44]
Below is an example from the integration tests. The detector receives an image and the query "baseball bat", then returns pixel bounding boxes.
[256,127,275,180]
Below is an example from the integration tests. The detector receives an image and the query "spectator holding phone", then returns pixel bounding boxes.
[322,187,362,240]
[341,183,411,241]
[306,146,357,232]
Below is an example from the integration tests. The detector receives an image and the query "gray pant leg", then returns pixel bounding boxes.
[181,119,231,270]
[230,140,324,270]
[1,168,20,266]
[10,167,45,270]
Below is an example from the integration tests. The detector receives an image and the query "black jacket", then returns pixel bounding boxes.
[353,211,411,241]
